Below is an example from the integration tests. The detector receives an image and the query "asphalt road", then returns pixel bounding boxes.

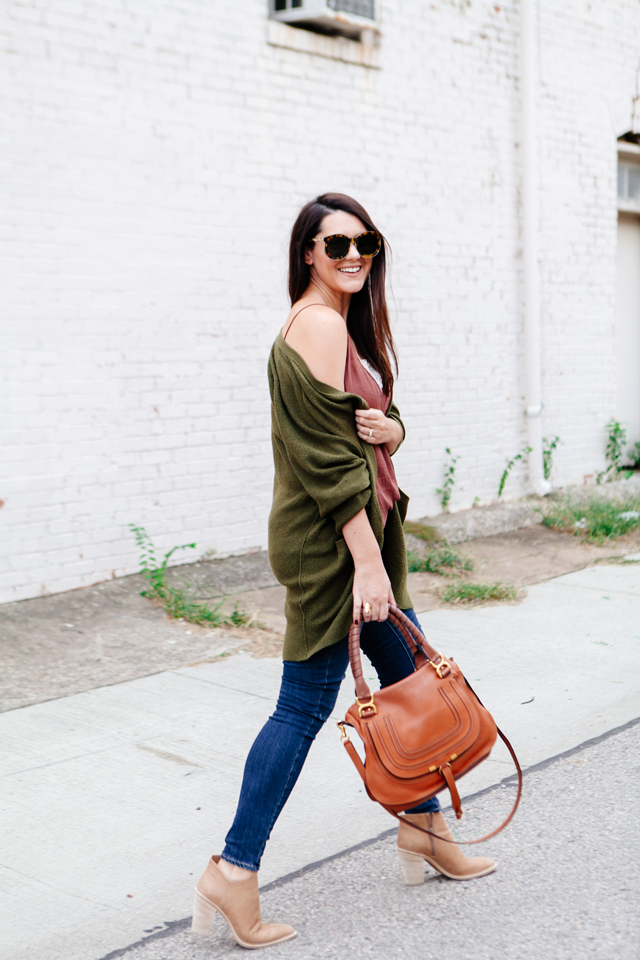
[106,719,640,960]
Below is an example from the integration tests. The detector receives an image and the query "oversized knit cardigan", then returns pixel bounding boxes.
[268,333,412,662]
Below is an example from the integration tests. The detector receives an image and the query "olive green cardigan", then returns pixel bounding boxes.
[268,333,412,661]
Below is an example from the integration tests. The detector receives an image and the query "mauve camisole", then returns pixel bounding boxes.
[344,336,400,527]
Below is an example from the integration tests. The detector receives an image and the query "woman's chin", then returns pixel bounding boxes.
[332,275,367,294]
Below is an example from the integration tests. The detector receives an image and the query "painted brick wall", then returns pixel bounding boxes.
[2,0,639,602]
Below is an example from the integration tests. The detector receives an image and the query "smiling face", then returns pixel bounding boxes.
[304,211,373,297]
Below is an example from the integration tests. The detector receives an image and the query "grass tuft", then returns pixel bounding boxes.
[404,520,442,543]
[130,524,251,628]
[442,580,519,605]
[407,544,474,575]
[542,495,640,544]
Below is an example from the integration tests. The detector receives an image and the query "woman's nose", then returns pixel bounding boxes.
[345,240,361,260]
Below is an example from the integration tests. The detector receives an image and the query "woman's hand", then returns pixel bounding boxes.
[352,557,395,624]
[355,408,403,455]
[342,507,395,623]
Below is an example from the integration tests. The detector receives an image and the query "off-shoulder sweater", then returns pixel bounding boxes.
[267,333,412,661]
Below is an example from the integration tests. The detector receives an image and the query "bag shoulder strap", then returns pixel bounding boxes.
[392,728,522,845]
[341,725,522,845]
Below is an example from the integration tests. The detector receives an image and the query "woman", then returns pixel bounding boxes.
[192,194,496,949]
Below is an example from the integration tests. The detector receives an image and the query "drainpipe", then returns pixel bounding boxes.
[520,0,551,495]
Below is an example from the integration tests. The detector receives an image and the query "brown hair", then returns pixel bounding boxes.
[288,193,397,393]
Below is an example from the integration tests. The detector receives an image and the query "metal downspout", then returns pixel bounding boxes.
[520,0,551,495]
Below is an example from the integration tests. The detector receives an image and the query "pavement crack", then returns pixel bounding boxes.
[170,671,275,701]
[552,581,639,598]
[0,862,118,909]
[1,743,126,779]
[136,743,202,767]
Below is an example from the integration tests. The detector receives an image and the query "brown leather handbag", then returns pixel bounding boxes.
[339,604,522,842]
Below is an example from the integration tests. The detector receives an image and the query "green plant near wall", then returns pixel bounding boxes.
[130,523,196,596]
[129,524,250,627]
[628,441,640,467]
[597,420,631,483]
[542,495,640,544]
[498,446,533,498]
[542,435,562,482]
[435,447,458,512]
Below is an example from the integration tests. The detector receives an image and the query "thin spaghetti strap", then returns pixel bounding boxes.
[283,302,328,341]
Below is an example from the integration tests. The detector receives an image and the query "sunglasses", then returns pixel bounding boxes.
[311,231,381,261]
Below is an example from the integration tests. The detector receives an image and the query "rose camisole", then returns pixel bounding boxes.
[344,336,400,526]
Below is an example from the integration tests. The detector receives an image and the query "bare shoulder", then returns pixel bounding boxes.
[284,304,347,391]
[283,303,345,340]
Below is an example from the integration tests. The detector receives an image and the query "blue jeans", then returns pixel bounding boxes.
[222,608,440,871]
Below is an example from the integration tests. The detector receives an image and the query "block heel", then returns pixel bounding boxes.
[192,856,296,948]
[397,848,426,885]
[192,887,218,936]
[397,812,497,882]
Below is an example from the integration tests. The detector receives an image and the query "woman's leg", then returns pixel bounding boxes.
[221,639,350,872]
[359,608,440,815]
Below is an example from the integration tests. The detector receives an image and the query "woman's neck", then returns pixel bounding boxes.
[304,278,350,320]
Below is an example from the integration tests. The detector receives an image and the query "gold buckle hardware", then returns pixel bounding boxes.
[428,654,452,679]
[438,761,452,775]
[356,695,378,718]
[337,721,350,742]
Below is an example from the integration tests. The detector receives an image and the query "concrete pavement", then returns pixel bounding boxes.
[115,719,640,960]
[1,562,639,960]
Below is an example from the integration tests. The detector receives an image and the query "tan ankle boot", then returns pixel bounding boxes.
[397,812,497,884]
[192,856,297,948]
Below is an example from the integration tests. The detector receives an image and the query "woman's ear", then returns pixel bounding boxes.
[304,249,314,265]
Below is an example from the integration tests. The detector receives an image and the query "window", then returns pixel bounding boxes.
[269,0,379,42]
[619,162,640,209]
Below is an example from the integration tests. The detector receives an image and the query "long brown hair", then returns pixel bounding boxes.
[288,193,398,394]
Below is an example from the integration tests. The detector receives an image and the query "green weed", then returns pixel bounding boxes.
[129,524,251,627]
[597,420,631,483]
[404,520,442,542]
[407,544,474,576]
[443,580,519,604]
[627,441,640,468]
[542,435,562,482]
[498,446,532,498]
[436,447,458,512]
[542,496,640,544]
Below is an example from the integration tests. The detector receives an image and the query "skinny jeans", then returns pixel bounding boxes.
[222,608,440,871]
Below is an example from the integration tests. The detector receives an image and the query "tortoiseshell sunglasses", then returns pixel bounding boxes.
[311,231,381,261]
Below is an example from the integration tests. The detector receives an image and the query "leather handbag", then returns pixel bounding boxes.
[339,604,522,842]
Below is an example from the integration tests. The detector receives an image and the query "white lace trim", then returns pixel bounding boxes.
[359,356,383,391]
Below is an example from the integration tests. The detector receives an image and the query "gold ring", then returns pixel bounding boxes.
[364,602,371,614]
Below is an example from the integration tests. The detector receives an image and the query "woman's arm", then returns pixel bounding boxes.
[342,507,394,623]
[281,307,393,623]
[354,408,404,455]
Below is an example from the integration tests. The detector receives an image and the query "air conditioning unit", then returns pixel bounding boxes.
[270,1,378,41]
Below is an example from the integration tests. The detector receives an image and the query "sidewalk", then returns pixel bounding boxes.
[114,719,640,960]
[1,561,639,960]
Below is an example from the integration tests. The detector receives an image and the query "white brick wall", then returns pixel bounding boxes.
[2,0,639,602]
